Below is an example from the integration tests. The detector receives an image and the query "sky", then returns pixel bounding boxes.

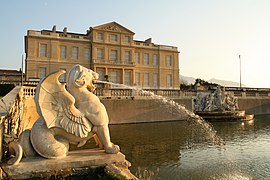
[1,0,270,88]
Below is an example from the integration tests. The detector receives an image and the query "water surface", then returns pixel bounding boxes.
[109,115,270,179]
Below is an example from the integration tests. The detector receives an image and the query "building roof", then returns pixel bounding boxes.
[0,69,22,76]
[37,22,135,37]
[91,21,135,34]
[41,30,88,36]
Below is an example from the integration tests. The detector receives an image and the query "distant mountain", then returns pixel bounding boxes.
[180,75,195,85]
[181,75,244,87]
[208,78,244,87]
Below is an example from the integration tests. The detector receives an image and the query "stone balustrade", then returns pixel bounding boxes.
[23,86,36,97]
[92,59,135,66]
[21,86,270,98]
[111,89,133,97]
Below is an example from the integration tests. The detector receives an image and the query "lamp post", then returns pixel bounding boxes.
[239,55,242,89]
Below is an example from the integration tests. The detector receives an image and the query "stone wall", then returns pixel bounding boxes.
[102,97,270,124]
[101,98,192,124]
[238,97,270,115]
[19,96,270,125]
[19,96,193,125]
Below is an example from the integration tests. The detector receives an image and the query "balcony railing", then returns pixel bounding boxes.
[133,42,178,51]
[93,59,135,65]
[28,30,89,41]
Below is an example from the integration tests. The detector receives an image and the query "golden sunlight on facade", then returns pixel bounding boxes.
[24,22,180,89]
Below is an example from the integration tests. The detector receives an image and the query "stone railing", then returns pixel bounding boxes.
[231,91,270,97]
[159,45,178,51]
[180,91,198,97]
[23,86,36,97]
[159,90,181,97]
[22,86,185,98]
[21,86,270,99]
[111,89,133,97]
[23,81,39,86]
[137,89,157,96]
[133,42,178,51]
[0,80,21,86]
[94,88,104,96]
[28,30,89,41]
[0,80,39,86]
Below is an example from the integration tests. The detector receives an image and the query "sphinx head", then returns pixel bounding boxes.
[67,64,99,92]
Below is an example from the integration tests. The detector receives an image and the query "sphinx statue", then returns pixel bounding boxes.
[8,64,120,165]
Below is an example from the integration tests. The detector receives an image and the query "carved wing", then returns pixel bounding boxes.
[35,70,92,138]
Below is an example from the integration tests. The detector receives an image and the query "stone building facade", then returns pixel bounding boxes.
[25,22,180,89]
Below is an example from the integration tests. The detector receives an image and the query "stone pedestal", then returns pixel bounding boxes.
[1,149,137,179]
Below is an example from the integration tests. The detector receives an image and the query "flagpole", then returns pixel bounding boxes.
[21,54,24,86]
[239,55,242,89]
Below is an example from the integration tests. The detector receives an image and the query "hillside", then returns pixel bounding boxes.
[181,75,244,87]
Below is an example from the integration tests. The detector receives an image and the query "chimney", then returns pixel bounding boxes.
[145,38,152,43]
[52,25,56,33]
[86,27,91,35]
[63,27,67,35]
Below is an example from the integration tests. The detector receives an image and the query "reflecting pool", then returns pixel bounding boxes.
[109,115,270,179]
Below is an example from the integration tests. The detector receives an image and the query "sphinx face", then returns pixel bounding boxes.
[85,69,99,92]
[67,64,100,93]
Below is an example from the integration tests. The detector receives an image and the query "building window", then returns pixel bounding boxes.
[109,70,121,84]
[97,48,104,60]
[153,54,158,66]
[97,32,104,41]
[153,73,158,88]
[72,47,78,60]
[96,68,106,81]
[60,46,66,59]
[144,73,149,87]
[167,74,173,88]
[135,72,140,86]
[40,44,47,57]
[110,34,118,42]
[124,71,131,86]
[39,67,46,79]
[124,36,131,44]
[124,51,131,64]
[84,48,91,61]
[143,53,149,65]
[59,68,66,82]
[110,71,117,83]
[135,52,140,64]
[110,50,118,62]
[166,55,173,66]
